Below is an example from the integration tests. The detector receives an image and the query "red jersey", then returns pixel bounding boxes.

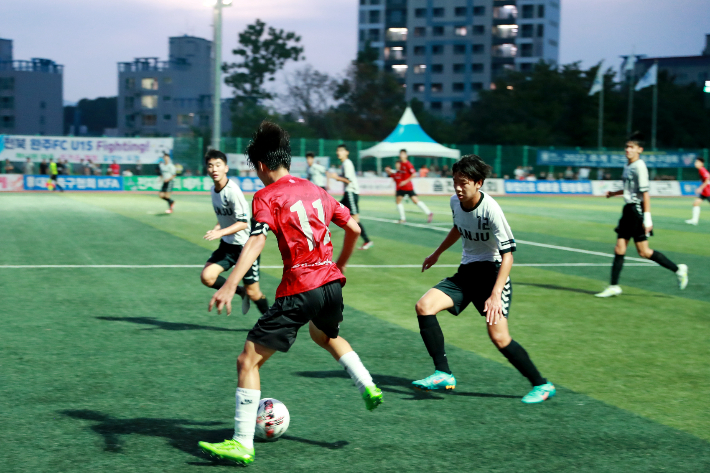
[252,175,351,299]
[109,163,120,176]
[699,167,710,197]
[396,161,415,191]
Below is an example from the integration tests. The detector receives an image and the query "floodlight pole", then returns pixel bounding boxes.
[211,1,226,151]
[651,60,658,150]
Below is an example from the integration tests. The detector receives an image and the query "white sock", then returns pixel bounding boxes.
[416,200,431,215]
[338,351,374,395]
[692,206,700,222]
[397,203,405,220]
[233,387,260,449]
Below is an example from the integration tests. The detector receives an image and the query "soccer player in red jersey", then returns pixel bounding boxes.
[386,149,433,223]
[686,157,710,225]
[198,121,383,466]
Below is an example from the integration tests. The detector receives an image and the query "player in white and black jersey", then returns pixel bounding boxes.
[158,152,176,214]
[411,155,555,404]
[305,151,327,190]
[595,133,688,298]
[200,150,270,315]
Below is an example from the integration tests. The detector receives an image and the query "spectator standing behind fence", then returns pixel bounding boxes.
[564,167,575,180]
[419,165,429,177]
[135,163,142,176]
[4,159,15,174]
[597,168,605,181]
[63,159,72,175]
[39,159,48,175]
[109,161,120,176]
[23,158,34,175]
[578,167,590,180]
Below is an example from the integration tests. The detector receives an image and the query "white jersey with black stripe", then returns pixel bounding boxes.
[622,159,650,205]
[211,179,250,245]
[340,159,359,194]
[450,192,516,264]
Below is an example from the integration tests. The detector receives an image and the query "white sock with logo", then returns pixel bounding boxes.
[692,206,700,222]
[397,203,406,220]
[233,387,260,449]
[338,351,374,394]
[417,201,431,215]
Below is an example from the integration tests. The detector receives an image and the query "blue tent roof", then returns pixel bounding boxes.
[381,107,436,144]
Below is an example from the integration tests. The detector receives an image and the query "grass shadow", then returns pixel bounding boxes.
[516,282,671,298]
[96,316,248,332]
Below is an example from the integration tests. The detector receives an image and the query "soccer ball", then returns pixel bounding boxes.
[255,398,290,441]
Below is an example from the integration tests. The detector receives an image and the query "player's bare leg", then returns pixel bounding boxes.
[308,321,382,410]
[411,195,433,223]
[412,288,457,391]
[634,240,687,289]
[686,198,702,225]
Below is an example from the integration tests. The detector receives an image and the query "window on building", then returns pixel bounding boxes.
[39,116,45,125]
[493,5,517,19]
[455,26,467,36]
[1,115,15,128]
[125,77,135,90]
[141,95,159,109]
[369,10,381,23]
[492,44,518,57]
[177,114,193,127]
[142,114,157,127]
[537,5,545,17]
[521,24,534,38]
[453,63,466,73]
[414,8,426,18]
[472,25,485,35]
[360,0,366,4]
[163,77,172,84]
[432,45,444,55]
[413,45,425,56]
[522,5,534,18]
[537,24,545,37]
[519,63,533,72]
[200,115,210,127]
[40,101,46,109]
[455,7,467,16]
[125,115,135,128]
[493,25,518,38]
[414,27,426,37]
[359,11,366,24]
[413,64,427,74]
[520,43,534,57]
[125,97,134,109]
[163,96,171,102]
[472,63,484,73]
[453,83,465,92]
[472,44,484,53]
[452,101,465,110]
[430,101,442,110]
[432,64,444,73]
[432,7,444,17]
[163,114,172,121]
[359,29,366,42]
[369,29,380,41]
[471,82,483,90]
[141,78,158,90]
[413,83,425,92]
[432,26,444,36]
[386,28,408,41]
[391,64,408,78]
[0,97,14,109]
[549,39,558,47]
[370,0,381,3]
[0,77,15,90]
[453,44,467,54]
[431,83,443,93]
[473,6,485,16]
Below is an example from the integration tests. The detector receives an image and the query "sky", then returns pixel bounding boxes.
[1,0,708,103]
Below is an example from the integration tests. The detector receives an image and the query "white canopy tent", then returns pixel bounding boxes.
[358,107,461,174]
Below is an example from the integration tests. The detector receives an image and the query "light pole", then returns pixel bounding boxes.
[211,0,232,151]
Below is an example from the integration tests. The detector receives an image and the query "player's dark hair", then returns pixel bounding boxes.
[245,120,291,171]
[204,149,228,165]
[627,131,645,147]
[696,157,705,164]
[337,143,348,150]
[452,155,492,183]
[400,149,407,154]
[306,151,315,158]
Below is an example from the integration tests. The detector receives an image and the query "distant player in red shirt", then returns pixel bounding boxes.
[384,149,433,223]
[109,161,120,176]
[199,121,383,466]
[686,157,710,225]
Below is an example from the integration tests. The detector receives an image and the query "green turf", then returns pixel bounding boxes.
[1,192,709,472]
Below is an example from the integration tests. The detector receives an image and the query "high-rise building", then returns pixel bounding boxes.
[634,34,710,88]
[117,35,232,137]
[357,0,560,115]
[0,38,63,135]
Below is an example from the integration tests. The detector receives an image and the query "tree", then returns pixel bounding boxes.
[63,97,117,136]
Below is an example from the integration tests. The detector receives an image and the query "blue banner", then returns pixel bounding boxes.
[680,181,702,196]
[24,175,123,191]
[504,180,593,195]
[537,150,699,168]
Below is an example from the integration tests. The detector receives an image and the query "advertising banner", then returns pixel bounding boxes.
[504,180,593,195]
[537,149,699,168]
[411,178,505,196]
[680,181,702,196]
[592,180,684,197]
[0,135,173,165]
[0,174,23,192]
[226,154,330,176]
[123,176,265,193]
[23,175,123,191]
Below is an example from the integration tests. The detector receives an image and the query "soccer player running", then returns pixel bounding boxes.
[685,157,710,225]
[47,158,64,192]
[305,151,327,190]
[327,144,373,250]
[596,133,688,297]
[200,149,270,316]
[412,155,555,404]
[158,152,176,214]
[199,122,383,466]
[385,149,434,223]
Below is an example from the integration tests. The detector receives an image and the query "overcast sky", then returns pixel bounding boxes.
[1,0,708,103]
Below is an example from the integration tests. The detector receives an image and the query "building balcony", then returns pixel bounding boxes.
[0,59,63,74]
[494,0,517,6]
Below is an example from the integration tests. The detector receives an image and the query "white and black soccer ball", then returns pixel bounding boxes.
[255,398,290,441]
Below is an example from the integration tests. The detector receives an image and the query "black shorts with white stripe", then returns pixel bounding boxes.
[434,261,512,317]
[340,191,360,215]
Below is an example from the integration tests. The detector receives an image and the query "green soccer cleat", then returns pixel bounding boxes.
[362,385,383,411]
[522,382,556,404]
[676,264,688,290]
[198,439,255,466]
[411,370,457,392]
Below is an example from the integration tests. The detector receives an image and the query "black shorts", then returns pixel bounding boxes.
[433,261,512,317]
[247,280,344,352]
[340,191,359,215]
[50,174,58,181]
[160,181,174,193]
[615,203,648,242]
[396,190,417,198]
[207,240,260,285]
[701,194,710,202]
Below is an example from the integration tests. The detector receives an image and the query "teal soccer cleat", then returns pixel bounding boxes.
[411,370,456,392]
[522,382,556,404]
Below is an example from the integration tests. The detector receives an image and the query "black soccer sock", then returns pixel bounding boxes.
[358,221,370,243]
[254,297,270,315]
[212,276,227,290]
[161,196,170,202]
[167,199,174,205]
[650,250,678,273]
[417,315,451,374]
[499,340,546,387]
[611,254,624,285]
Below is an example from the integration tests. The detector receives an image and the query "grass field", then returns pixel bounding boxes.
[1,191,709,472]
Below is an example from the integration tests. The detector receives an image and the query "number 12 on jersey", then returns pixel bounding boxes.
[289,199,332,251]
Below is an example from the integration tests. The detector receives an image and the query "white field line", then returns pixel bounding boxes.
[0,263,655,269]
[359,216,653,264]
